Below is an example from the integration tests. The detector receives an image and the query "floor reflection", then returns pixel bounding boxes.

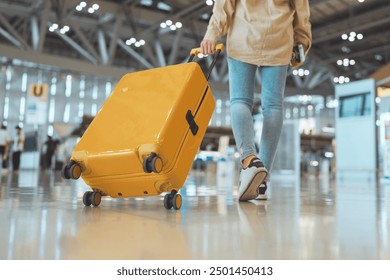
[0,168,389,259]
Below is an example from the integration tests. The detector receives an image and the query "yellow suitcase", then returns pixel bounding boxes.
[62,45,224,210]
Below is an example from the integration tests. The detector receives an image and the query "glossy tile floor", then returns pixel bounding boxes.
[1,163,390,260]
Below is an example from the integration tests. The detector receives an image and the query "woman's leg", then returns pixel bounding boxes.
[258,65,288,178]
[228,57,257,162]
[228,57,267,201]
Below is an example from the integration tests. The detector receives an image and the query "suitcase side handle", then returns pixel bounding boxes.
[188,44,224,81]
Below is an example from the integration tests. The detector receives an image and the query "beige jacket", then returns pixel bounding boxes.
[204,0,312,66]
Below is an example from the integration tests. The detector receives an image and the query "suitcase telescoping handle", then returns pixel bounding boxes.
[188,44,224,81]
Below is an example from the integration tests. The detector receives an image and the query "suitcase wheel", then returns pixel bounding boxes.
[83,191,101,207]
[164,190,182,210]
[62,160,82,180]
[172,193,182,210]
[143,153,163,173]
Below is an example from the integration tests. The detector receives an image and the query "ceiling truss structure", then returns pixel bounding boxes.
[0,0,389,97]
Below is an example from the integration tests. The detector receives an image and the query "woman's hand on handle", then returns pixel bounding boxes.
[200,39,216,55]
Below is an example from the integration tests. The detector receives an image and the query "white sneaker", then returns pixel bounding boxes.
[255,182,268,200]
[238,158,268,201]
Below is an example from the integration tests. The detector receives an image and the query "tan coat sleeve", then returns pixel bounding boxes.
[203,0,236,42]
[292,0,312,55]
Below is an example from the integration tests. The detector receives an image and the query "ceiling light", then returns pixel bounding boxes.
[326,99,338,108]
[342,31,363,42]
[375,54,383,61]
[206,0,214,6]
[160,20,183,30]
[337,58,356,67]
[292,68,310,76]
[334,76,350,84]
[201,13,210,20]
[126,37,145,48]
[140,0,153,6]
[341,46,351,53]
[324,151,334,157]
[50,23,59,30]
[76,2,99,13]
[298,95,312,102]
[50,23,70,34]
[157,2,172,12]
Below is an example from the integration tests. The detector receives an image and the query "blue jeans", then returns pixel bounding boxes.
[228,57,288,175]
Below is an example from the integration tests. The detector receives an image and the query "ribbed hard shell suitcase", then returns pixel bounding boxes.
[62,45,224,209]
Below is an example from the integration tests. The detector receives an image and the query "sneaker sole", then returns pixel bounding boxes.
[239,168,267,201]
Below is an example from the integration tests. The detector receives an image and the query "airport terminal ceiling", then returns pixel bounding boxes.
[0,0,389,98]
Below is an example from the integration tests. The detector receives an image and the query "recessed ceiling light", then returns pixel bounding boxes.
[375,54,383,61]
[341,46,351,53]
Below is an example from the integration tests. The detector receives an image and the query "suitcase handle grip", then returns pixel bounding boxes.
[189,44,224,57]
[188,44,224,81]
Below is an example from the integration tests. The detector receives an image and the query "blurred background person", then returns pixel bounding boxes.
[12,126,25,172]
[0,124,11,172]
[43,135,58,170]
